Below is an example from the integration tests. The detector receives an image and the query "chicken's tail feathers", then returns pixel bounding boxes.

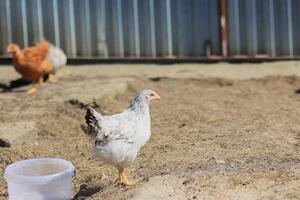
[48,44,67,73]
[84,107,103,137]
[86,107,102,123]
[80,124,88,134]
[86,107,97,127]
[81,123,97,139]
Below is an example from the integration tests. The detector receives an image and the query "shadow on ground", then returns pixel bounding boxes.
[72,184,102,200]
[294,88,300,94]
[0,78,31,93]
[0,74,52,93]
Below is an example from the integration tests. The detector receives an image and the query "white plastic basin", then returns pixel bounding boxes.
[4,158,75,200]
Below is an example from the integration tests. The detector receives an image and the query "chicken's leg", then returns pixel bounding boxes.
[118,168,135,186]
[48,73,58,83]
[27,77,43,94]
[37,77,44,86]
[118,169,124,183]
[27,82,37,94]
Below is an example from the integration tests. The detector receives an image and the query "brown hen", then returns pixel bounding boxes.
[6,41,53,93]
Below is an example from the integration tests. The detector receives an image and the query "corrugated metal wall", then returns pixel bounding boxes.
[0,0,299,59]
[0,0,220,59]
[228,0,300,58]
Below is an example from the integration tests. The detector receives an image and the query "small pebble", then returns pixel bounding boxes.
[216,160,225,164]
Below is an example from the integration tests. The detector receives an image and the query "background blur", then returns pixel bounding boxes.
[1,0,300,59]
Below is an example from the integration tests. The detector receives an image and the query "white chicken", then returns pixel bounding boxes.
[83,89,161,186]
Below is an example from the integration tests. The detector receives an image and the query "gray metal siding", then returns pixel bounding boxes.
[172,0,220,57]
[227,0,300,58]
[1,0,300,59]
[0,0,221,59]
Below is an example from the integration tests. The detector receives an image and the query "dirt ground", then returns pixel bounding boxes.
[0,63,300,200]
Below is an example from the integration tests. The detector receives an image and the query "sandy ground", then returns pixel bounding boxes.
[0,62,300,200]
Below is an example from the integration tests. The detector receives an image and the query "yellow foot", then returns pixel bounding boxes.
[119,180,135,186]
[118,169,136,186]
[48,74,58,83]
[27,87,37,94]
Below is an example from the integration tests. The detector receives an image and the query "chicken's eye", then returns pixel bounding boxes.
[150,93,154,96]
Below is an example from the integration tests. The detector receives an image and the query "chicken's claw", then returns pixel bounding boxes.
[48,74,58,83]
[27,87,37,94]
[118,169,136,186]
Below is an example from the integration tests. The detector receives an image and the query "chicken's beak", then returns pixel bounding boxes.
[154,94,161,100]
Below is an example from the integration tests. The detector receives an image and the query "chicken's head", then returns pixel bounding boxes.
[140,89,161,102]
[6,44,21,55]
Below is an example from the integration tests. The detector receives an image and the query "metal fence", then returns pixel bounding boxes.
[228,0,300,58]
[0,0,299,60]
